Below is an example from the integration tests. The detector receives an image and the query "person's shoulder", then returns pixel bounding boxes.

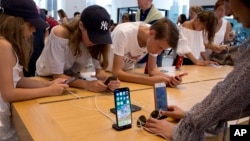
[0,38,12,50]
[52,25,70,39]
[182,21,191,28]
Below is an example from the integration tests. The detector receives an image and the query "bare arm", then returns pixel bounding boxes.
[112,54,171,85]
[185,52,200,64]
[224,21,233,42]
[200,52,208,61]
[147,54,162,76]
[0,39,67,102]
[95,68,110,81]
[53,73,108,92]
[185,52,217,66]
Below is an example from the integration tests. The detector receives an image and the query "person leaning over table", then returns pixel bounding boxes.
[144,0,250,140]
[0,0,69,140]
[135,0,165,68]
[106,18,182,87]
[173,11,219,66]
[36,5,120,92]
[205,0,234,56]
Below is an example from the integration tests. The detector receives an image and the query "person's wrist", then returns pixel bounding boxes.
[181,112,186,119]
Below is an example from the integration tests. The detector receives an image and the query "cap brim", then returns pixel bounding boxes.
[26,18,49,29]
[87,30,112,44]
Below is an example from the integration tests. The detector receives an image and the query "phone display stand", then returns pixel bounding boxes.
[112,124,132,131]
[110,104,141,114]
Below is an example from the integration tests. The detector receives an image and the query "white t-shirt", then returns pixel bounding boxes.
[106,22,151,71]
[177,26,205,59]
[36,28,101,76]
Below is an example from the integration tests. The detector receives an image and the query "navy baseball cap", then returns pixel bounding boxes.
[81,5,112,44]
[1,0,49,29]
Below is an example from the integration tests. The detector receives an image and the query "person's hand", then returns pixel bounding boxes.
[49,78,67,85]
[144,117,175,140]
[48,79,68,96]
[150,75,171,85]
[204,60,219,66]
[85,80,108,92]
[107,79,120,91]
[213,45,226,53]
[168,76,182,87]
[195,60,207,66]
[161,105,185,120]
[195,60,219,66]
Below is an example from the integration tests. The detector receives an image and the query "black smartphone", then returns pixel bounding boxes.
[154,83,168,119]
[64,76,78,84]
[112,87,132,131]
[104,76,117,85]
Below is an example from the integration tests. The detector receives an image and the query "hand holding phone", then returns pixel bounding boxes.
[63,73,79,84]
[63,76,78,84]
[104,76,117,85]
[175,72,188,80]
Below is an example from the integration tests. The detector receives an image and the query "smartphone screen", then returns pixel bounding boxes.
[114,87,132,128]
[154,83,168,111]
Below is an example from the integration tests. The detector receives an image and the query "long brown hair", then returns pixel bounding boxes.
[62,19,109,69]
[57,9,68,19]
[88,44,109,69]
[0,14,33,70]
[197,11,217,44]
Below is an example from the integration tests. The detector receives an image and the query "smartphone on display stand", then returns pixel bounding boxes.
[154,83,168,119]
[112,87,132,131]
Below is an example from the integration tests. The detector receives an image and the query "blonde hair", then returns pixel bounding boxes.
[189,5,203,14]
[0,14,33,70]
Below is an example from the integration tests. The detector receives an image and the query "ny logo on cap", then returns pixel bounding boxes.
[100,21,108,31]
